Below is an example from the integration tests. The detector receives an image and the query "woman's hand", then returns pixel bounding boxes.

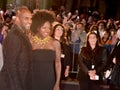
[88,70,96,79]
[113,58,116,64]
[64,66,70,77]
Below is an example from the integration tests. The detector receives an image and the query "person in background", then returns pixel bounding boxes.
[0,23,4,43]
[0,10,4,24]
[96,20,106,39]
[71,22,85,71]
[0,43,3,71]
[109,28,120,90]
[110,29,117,46]
[0,6,32,90]
[77,31,107,90]
[51,23,71,80]
[100,30,112,55]
[77,22,87,49]
[29,10,61,90]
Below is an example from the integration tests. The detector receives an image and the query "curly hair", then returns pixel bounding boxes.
[30,10,55,34]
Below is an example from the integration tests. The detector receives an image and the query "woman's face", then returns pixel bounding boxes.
[103,31,109,38]
[88,34,97,46]
[98,23,104,30]
[38,21,51,38]
[54,25,64,38]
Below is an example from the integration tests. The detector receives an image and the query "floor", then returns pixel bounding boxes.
[60,78,110,90]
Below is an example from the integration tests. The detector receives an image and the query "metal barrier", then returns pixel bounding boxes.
[70,42,80,74]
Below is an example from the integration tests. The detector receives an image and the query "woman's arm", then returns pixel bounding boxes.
[54,40,61,90]
[78,47,89,74]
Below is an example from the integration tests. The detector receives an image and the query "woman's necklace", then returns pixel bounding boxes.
[31,35,52,47]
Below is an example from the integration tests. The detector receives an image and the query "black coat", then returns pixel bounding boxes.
[109,41,120,65]
[0,24,32,90]
[61,43,71,79]
[77,46,107,81]
[61,43,71,68]
[109,40,120,88]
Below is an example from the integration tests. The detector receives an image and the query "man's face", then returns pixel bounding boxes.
[19,12,32,31]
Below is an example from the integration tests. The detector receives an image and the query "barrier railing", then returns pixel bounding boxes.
[70,42,81,73]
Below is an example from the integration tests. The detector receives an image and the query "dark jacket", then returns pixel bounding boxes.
[77,46,107,81]
[0,24,32,90]
[109,40,120,65]
[109,40,120,88]
[61,42,71,68]
[61,42,71,79]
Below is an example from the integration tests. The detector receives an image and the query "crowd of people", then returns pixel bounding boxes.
[0,5,120,90]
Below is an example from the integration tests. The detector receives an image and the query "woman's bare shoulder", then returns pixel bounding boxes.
[53,38,60,43]
[51,38,60,47]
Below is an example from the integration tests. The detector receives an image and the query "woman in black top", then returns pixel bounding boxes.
[77,31,107,90]
[52,23,71,80]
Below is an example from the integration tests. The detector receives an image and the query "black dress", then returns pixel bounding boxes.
[32,49,55,90]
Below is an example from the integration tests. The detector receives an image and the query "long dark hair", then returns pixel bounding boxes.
[86,31,100,49]
[51,23,66,43]
[84,31,101,60]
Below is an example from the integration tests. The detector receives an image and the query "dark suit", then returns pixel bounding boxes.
[77,46,107,90]
[109,40,120,90]
[0,24,32,90]
[109,40,120,65]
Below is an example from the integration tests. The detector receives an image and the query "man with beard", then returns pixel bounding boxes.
[0,6,32,90]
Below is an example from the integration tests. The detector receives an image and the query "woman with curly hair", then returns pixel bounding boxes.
[29,10,61,90]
